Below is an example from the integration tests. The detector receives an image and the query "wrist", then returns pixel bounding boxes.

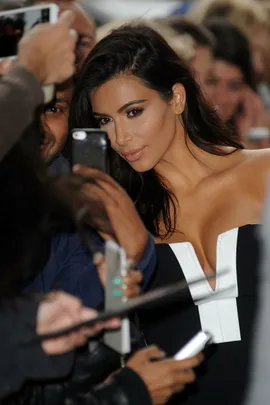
[132,230,149,262]
[16,57,44,84]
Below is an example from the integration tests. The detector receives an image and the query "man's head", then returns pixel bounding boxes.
[29,0,96,70]
[40,78,74,164]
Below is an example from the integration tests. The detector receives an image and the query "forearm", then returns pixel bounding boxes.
[0,66,44,162]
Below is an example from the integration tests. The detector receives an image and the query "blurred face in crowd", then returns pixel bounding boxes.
[250,27,269,81]
[204,60,245,122]
[40,81,74,163]
[190,45,213,93]
[33,0,96,70]
[91,75,185,173]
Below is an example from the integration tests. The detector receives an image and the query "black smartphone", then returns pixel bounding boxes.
[71,129,109,172]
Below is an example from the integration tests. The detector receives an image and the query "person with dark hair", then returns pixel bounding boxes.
[165,16,215,90]
[69,23,270,404]
[0,18,203,405]
[204,18,268,148]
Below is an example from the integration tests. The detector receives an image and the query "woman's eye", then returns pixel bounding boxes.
[126,107,144,118]
[97,117,111,126]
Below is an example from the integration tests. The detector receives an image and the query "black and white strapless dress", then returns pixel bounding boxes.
[139,225,260,405]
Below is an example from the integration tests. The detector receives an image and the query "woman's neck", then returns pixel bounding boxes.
[155,133,240,194]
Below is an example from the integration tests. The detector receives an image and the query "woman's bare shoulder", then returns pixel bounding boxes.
[237,148,270,201]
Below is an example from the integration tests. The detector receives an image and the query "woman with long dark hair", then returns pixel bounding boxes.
[69,23,269,404]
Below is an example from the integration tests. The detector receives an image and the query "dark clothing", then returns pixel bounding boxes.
[0,297,73,400]
[5,342,152,405]
[139,225,259,405]
[48,154,70,174]
[0,66,74,400]
[245,192,270,405]
[26,231,156,309]
[0,66,43,162]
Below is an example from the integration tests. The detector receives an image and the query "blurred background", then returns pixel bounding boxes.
[81,0,189,23]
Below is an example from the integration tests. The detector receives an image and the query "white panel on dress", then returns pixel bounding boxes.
[169,228,241,344]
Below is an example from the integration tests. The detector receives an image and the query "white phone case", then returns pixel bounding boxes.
[174,331,212,360]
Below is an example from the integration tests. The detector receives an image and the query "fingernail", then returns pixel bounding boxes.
[69,28,78,39]
[122,284,127,290]
[93,252,104,265]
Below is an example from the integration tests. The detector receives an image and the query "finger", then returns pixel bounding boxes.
[97,179,127,199]
[93,252,104,266]
[104,317,121,329]
[0,58,13,75]
[172,384,185,393]
[96,261,107,286]
[84,316,121,336]
[73,165,123,192]
[171,354,203,369]
[123,285,141,298]
[82,182,115,207]
[138,345,166,362]
[82,183,123,221]
[58,10,74,28]
[174,369,196,384]
[123,270,143,286]
[79,308,98,322]
[53,292,83,316]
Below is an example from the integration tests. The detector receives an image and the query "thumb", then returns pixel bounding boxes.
[58,10,74,27]
[141,345,166,361]
[80,308,98,321]
[0,59,13,75]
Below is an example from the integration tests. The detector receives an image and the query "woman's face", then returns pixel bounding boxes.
[204,60,245,121]
[90,75,184,172]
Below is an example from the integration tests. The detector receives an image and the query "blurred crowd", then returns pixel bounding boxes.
[1,1,270,405]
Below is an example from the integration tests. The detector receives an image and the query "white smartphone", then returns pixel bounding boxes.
[174,331,212,360]
[0,4,59,60]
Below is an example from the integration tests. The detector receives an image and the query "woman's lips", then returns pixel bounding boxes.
[121,147,145,162]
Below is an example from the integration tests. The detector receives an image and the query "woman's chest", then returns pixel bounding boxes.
[154,225,260,343]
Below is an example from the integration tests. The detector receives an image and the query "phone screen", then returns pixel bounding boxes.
[0,5,58,59]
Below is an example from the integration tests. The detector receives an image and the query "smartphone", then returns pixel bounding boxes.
[105,240,128,308]
[0,4,59,60]
[104,240,131,354]
[174,331,212,360]
[71,129,109,172]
